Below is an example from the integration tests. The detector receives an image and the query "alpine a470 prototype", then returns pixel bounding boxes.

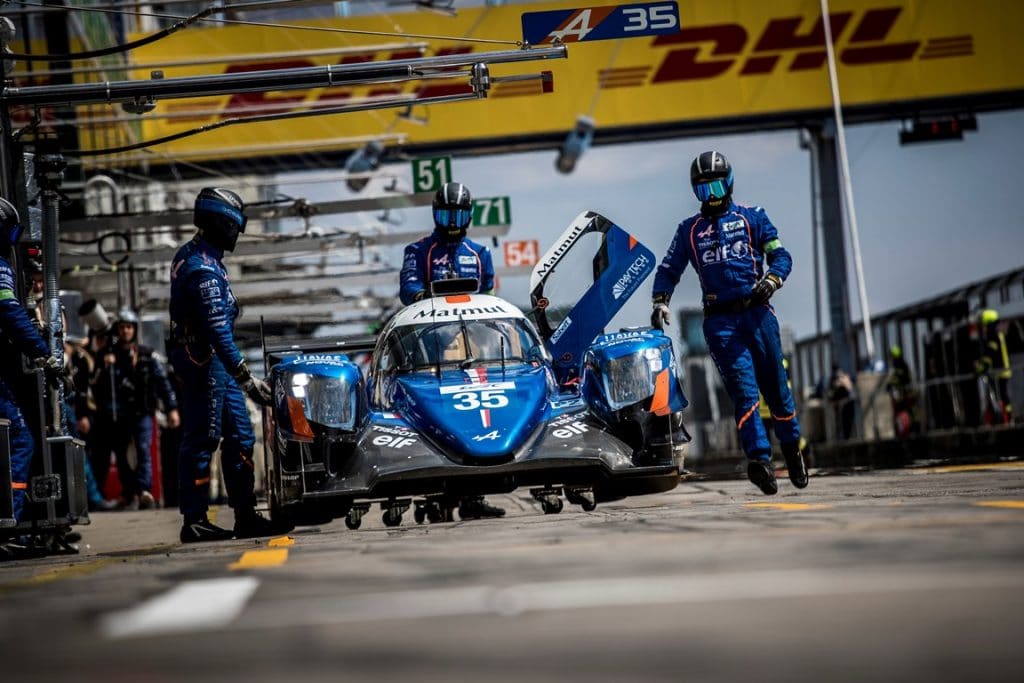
[262,212,691,529]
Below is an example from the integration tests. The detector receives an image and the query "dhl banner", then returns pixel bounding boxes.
[71,0,1024,161]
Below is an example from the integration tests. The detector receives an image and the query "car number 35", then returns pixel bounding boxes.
[451,390,509,410]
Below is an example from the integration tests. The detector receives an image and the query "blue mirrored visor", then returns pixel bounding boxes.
[433,207,473,229]
[693,178,730,202]
[196,198,247,232]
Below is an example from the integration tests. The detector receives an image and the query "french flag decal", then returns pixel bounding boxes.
[480,409,491,428]
[465,368,488,384]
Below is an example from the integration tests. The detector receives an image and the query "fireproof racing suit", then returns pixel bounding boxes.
[0,255,50,521]
[399,234,495,305]
[169,237,256,519]
[652,202,800,462]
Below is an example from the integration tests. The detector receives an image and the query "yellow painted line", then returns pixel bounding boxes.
[745,503,831,511]
[973,500,1024,510]
[267,536,295,547]
[0,558,114,595]
[912,462,1024,474]
[229,548,289,570]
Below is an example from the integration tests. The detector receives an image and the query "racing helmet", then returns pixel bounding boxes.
[0,197,23,247]
[115,309,139,342]
[980,309,999,326]
[432,182,473,242]
[194,187,247,252]
[690,151,734,209]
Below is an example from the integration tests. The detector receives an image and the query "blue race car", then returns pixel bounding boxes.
[262,211,690,529]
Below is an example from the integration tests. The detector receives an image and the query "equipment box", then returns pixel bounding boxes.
[0,418,13,528]
[16,435,90,533]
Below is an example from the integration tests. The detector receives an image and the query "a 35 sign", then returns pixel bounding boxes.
[521,2,680,45]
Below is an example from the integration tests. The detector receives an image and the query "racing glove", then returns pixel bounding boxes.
[750,273,783,306]
[651,294,671,330]
[233,363,273,406]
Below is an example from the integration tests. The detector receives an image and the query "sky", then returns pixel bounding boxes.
[291,108,1024,347]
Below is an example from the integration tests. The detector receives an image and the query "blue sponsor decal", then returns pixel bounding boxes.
[521,2,680,45]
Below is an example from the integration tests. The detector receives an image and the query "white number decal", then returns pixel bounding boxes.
[452,390,509,411]
[623,4,677,33]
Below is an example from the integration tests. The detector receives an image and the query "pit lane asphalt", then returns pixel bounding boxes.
[1,463,1022,683]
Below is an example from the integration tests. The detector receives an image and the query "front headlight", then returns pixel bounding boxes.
[283,371,356,431]
[603,350,659,410]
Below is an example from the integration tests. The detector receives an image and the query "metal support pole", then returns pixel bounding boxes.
[35,151,67,435]
[810,122,856,377]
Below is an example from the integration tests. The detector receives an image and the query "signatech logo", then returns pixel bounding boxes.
[599,6,974,89]
[612,253,652,300]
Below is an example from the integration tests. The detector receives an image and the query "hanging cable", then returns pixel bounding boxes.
[7,0,520,60]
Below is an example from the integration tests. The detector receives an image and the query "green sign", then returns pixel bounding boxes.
[412,156,452,193]
[472,196,511,227]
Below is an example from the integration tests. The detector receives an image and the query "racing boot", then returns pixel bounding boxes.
[781,440,809,489]
[233,509,295,539]
[747,459,778,496]
[458,496,506,520]
[180,516,234,543]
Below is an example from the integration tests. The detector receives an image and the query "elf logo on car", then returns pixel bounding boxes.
[553,421,589,438]
[550,315,573,344]
[611,253,652,300]
[373,434,416,449]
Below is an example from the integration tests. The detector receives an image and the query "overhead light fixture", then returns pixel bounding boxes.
[343,140,385,193]
[556,115,596,174]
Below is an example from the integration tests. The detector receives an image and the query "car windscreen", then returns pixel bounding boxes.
[383,318,545,370]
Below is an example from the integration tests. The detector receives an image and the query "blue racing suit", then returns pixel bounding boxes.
[399,233,495,305]
[652,202,800,462]
[169,237,256,520]
[0,255,49,521]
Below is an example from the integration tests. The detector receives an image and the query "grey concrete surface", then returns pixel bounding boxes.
[1,464,1023,683]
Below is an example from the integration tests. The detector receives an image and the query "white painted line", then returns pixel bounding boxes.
[100,577,260,639]
[239,566,1024,631]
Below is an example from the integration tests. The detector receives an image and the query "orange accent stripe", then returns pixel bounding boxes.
[628,235,638,250]
[11,481,27,490]
[445,294,471,303]
[772,412,796,422]
[195,476,210,486]
[738,212,759,278]
[650,369,671,416]
[737,403,759,429]
[689,219,703,280]
[287,395,314,439]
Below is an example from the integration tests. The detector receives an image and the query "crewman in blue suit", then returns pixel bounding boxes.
[651,151,808,495]
[399,181,494,305]
[0,198,62,535]
[169,188,292,542]
[398,182,504,519]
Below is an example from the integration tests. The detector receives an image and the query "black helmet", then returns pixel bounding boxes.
[432,182,473,242]
[690,151,734,210]
[0,197,23,247]
[194,187,246,252]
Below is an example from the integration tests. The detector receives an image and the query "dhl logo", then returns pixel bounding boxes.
[603,5,972,88]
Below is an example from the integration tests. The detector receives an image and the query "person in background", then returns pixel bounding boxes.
[169,187,292,543]
[0,198,63,559]
[827,364,856,440]
[398,182,505,520]
[90,309,179,510]
[975,309,1012,424]
[651,151,808,495]
[887,345,916,438]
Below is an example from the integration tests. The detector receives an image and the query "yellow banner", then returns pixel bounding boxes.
[85,0,1024,161]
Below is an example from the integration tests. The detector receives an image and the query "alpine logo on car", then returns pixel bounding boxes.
[612,253,652,300]
[473,430,500,441]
